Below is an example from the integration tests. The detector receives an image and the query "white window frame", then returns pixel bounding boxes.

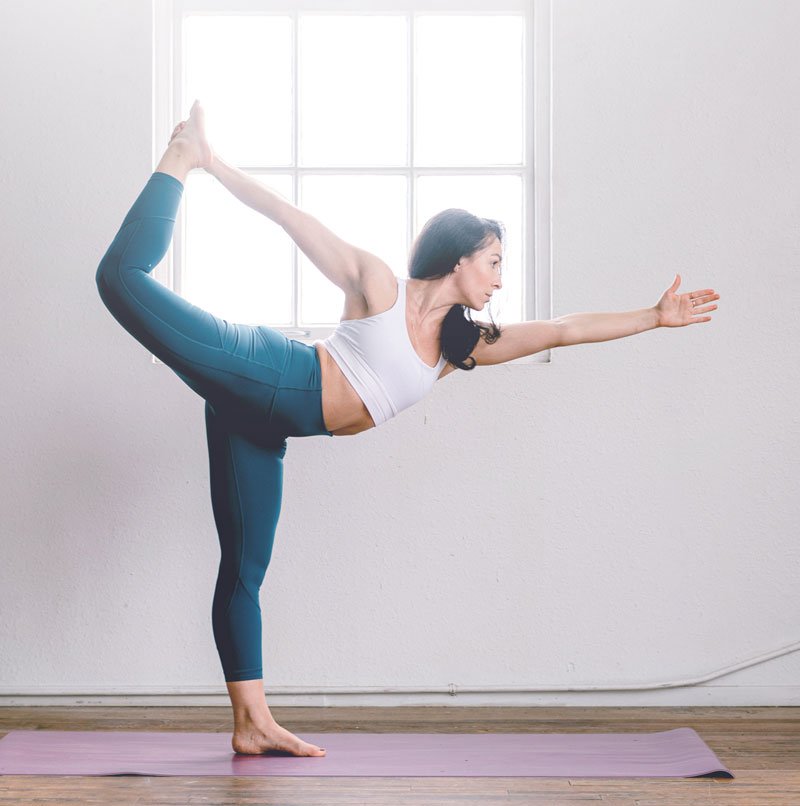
[152,0,552,365]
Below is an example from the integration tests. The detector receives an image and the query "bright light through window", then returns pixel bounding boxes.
[170,1,531,336]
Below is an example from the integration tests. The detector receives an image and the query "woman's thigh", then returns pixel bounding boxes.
[204,399,286,577]
[96,172,290,418]
[99,234,292,418]
[96,172,331,438]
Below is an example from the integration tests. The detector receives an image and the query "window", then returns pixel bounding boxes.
[154,0,551,362]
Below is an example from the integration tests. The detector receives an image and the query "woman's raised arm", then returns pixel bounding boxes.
[206,154,296,227]
[206,155,362,294]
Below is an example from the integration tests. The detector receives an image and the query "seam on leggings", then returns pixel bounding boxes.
[255,327,290,380]
[130,214,178,222]
[222,428,262,617]
[116,217,281,377]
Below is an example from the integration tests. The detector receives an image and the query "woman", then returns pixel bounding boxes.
[96,100,719,758]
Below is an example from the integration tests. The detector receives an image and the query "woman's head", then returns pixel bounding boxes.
[408,208,505,370]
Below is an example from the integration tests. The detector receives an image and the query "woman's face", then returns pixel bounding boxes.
[457,236,503,309]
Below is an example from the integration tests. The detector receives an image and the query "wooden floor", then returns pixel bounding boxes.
[1,706,798,804]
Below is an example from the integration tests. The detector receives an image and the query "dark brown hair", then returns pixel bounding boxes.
[408,208,505,370]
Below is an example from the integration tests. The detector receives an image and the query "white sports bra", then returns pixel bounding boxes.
[317,277,447,427]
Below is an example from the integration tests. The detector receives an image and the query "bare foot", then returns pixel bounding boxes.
[167,99,214,170]
[232,719,327,757]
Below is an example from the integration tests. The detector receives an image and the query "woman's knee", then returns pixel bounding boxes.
[95,220,140,305]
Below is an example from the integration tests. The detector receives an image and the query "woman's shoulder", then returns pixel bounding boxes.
[339,259,397,320]
[358,261,399,316]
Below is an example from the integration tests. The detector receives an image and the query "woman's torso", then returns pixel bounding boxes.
[314,270,448,436]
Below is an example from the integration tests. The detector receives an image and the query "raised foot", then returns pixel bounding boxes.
[232,721,327,757]
[167,98,214,170]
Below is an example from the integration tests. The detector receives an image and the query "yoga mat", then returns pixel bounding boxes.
[0,728,732,778]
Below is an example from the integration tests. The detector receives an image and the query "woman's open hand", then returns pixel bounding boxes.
[654,273,720,327]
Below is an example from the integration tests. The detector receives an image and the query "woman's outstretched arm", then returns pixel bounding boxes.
[556,307,660,346]
[556,274,720,346]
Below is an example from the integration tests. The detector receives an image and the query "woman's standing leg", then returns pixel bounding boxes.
[203,401,325,756]
[204,402,326,756]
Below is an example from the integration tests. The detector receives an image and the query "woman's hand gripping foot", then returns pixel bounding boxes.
[167,99,214,170]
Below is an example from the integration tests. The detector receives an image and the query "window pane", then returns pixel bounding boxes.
[184,15,293,166]
[415,15,524,167]
[416,175,523,322]
[298,175,408,324]
[183,173,295,326]
[299,15,408,167]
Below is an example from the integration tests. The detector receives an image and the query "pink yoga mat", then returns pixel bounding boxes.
[0,728,732,778]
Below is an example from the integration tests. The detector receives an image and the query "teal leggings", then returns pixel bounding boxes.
[96,171,332,682]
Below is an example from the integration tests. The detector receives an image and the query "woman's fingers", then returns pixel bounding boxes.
[168,121,188,145]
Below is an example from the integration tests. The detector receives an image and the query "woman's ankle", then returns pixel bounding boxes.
[233,708,277,730]
[226,678,278,727]
[154,144,195,184]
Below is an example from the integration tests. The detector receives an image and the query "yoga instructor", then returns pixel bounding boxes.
[95,100,720,757]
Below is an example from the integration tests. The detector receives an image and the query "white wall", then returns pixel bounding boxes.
[1,0,798,706]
